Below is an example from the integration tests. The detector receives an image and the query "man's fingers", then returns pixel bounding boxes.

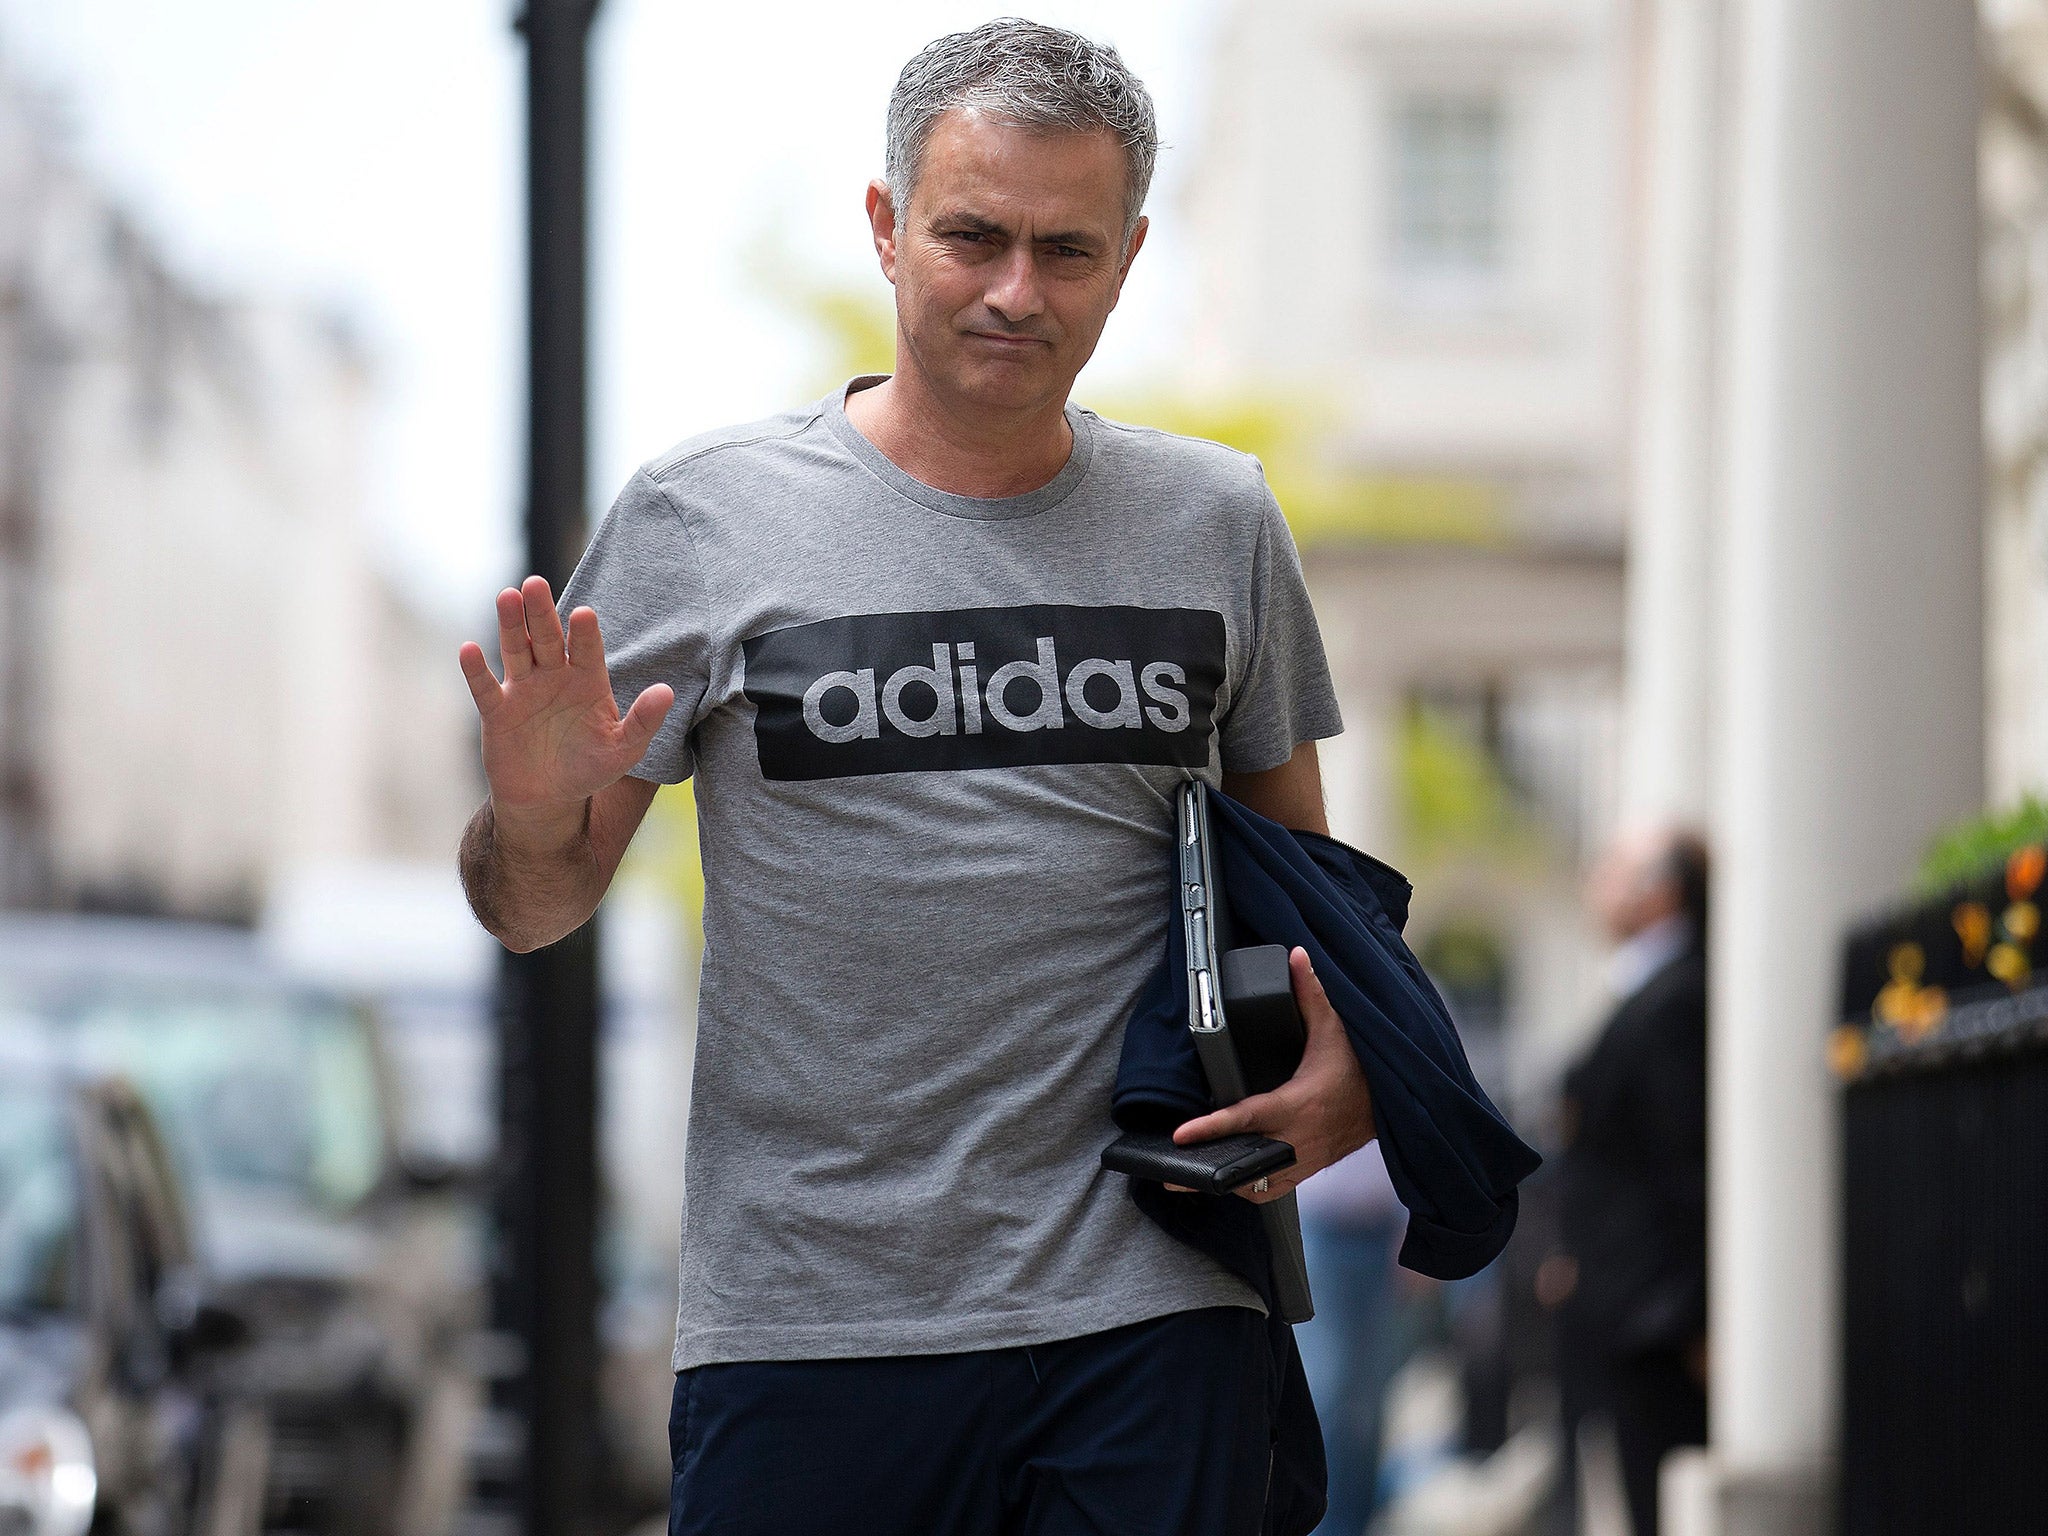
[1289,944,1378,1145]
[618,684,676,762]
[496,588,534,681]
[522,576,568,669]
[1290,946,1341,1035]
[566,606,607,676]
[1172,1088,1282,1146]
[458,642,501,715]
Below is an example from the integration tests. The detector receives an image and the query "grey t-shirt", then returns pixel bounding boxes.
[563,378,1343,1370]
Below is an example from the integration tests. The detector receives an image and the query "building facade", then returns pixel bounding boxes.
[1188,0,1647,1107]
[0,72,475,920]
[1198,3,2040,1532]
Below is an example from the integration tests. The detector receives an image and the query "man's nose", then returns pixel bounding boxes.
[984,244,1046,324]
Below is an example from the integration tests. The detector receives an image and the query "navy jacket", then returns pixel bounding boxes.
[1110,786,1542,1536]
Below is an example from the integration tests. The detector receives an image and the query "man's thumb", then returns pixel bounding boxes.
[619,684,676,759]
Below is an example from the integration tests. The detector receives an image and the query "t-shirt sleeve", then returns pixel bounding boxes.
[558,467,715,784]
[1218,479,1344,774]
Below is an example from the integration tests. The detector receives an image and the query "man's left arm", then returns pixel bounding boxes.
[1189,740,1377,1203]
[1222,739,1329,836]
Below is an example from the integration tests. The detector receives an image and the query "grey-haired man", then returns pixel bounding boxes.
[457,19,1375,1535]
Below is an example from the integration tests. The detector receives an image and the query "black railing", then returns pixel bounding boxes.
[1837,849,2048,1536]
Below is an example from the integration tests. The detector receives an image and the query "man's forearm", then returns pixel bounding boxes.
[459,797,604,953]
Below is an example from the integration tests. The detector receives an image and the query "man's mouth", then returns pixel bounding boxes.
[966,330,1050,349]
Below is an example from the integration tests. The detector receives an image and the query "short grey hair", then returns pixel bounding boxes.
[885,18,1160,239]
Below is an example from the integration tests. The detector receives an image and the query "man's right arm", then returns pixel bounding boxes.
[459,776,660,952]
[456,575,678,952]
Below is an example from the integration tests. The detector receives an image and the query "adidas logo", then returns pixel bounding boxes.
[800,638,1193,744]
[742,604,1225,781]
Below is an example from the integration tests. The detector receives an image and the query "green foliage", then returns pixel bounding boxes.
[1917,795,2048,894]
[1086,386,1506,550]
[745,228,897,391]
[618,781,705,945]
[1417,920,1509,992]
[1395,704,1544,870]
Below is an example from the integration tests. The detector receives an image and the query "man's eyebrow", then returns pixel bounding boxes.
[931,210,1010,236]
[930,210,1106,248]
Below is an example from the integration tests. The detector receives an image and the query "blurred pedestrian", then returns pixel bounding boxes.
[1297,1144,1408,1534]
[1548,829,1710,1536]
[455,18,1377,1536]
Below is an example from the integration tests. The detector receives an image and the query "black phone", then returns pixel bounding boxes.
[1100,1129,1296,1195]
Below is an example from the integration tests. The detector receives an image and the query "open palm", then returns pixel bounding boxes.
[457,576,675,815]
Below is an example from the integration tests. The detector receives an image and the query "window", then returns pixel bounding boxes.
[1389,91,1509,298]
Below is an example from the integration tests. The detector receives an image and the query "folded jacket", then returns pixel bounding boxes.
[1109,784,1543,1536]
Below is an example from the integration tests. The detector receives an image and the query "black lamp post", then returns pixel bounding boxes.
[498,4,604,1536]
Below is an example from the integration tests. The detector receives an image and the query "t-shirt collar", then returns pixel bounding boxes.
[822,374,1095,521]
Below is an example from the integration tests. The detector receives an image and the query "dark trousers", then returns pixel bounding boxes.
[1555,1342,1706,1536]
[668,1306,1275,1536]
[1608,1350,1707,1536]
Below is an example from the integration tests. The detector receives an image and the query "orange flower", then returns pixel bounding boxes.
[2006,844,2046,902]
[1827,1025,1868,1080]
[1988,942,2033,988]
[1888,942,1926,984]
[1954,901,1993,966]
[2002,900,2039,943]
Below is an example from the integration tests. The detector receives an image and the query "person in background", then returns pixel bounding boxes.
[1547,829,1710,1536]
[1297,1144,1410,1534]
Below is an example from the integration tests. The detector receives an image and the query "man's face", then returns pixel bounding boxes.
[1586,830,1681,944]
[868,108,1147,416]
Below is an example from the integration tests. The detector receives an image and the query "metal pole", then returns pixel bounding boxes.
[499,5,603,1536]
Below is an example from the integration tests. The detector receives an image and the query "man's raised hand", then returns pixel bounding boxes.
[457,576,675,823]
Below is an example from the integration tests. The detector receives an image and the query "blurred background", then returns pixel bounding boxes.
[0,2,2039,1536]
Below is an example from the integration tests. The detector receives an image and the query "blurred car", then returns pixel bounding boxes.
[0,1040,262,1536]
[0,916,484,1536]
[262,866,697,1521]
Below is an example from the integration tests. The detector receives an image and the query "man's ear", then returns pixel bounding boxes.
[866,179,900,285]
[1109,214,1150,310]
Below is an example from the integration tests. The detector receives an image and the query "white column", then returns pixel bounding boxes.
[1707,0,1983,1527]
[1621,0,1727,828]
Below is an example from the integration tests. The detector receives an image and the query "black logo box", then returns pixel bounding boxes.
[741,604,1227,781]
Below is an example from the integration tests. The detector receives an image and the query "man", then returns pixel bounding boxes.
[1552,829,1711,1536]
[457,20,1376,1535]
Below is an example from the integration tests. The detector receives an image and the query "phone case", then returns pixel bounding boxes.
[1099,1129,1297,1194]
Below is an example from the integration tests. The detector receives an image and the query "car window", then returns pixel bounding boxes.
[65,991,386,1215]
[0,1076,80,1317]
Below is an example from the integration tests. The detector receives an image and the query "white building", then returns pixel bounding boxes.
[1200,2,2037,1533]
[1985,0,2048,807]
[0,71,476,920]
[1188,0,1647,1106]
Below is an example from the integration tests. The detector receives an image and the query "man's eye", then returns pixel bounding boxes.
[950,230,992,244]
[1053,246,1088,259]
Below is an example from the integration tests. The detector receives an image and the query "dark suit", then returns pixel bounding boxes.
[1558,939,1708,1536]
